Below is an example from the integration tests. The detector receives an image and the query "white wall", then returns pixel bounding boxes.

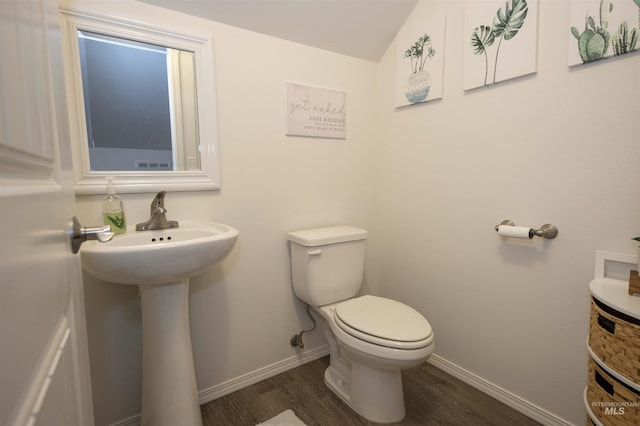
[72,2,379,424]
[375,1,639,424]
[71,1,639,425]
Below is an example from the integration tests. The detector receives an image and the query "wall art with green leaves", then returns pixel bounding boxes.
[394,5,446,107]
[569,0,639,66]
[464,0,539,90]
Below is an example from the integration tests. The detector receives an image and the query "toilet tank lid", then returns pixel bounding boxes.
[287,226,367,246]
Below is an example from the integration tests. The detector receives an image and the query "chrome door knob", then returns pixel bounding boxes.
[70,216,114,253]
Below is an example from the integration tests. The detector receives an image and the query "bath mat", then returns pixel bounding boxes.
[256,409,307,426]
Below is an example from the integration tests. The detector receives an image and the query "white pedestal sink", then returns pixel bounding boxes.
[81,221,238,426]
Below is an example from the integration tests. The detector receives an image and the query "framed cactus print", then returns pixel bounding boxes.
[394,8,446,107]
[568,0,639,66]
[463,0,539,90]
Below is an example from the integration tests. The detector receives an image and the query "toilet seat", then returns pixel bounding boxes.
[334,295,432,350]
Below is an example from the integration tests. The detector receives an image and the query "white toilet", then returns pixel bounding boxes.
[287,226,434,423]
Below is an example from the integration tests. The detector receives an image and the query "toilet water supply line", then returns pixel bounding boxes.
[290,304,317,348]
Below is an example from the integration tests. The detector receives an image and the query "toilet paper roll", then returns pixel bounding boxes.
[497,225,533,239]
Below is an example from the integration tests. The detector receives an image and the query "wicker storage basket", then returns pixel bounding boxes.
[589,298,640,383]
[587,356,640,426]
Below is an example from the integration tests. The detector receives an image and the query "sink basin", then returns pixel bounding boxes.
[80,220,238,426]
[81,220,238,285]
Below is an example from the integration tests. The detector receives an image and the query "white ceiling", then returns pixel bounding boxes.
[139,0,419,62]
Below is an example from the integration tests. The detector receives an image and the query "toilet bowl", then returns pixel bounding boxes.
[287,226,435,423]
[314,295,434,423]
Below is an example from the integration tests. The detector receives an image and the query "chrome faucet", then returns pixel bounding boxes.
[135,191,179,231]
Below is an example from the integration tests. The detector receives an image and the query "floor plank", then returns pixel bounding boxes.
[200,356,542,425]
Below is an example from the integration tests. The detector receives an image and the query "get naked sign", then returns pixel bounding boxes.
[285,82,346,139]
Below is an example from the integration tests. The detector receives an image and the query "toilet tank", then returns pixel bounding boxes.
[288,226,367,307]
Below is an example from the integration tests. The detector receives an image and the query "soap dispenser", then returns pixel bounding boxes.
[102,177,127,235]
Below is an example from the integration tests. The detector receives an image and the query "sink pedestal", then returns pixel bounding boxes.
[139,280,202,426]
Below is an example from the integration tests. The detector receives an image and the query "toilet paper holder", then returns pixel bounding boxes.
[495,220,558,239]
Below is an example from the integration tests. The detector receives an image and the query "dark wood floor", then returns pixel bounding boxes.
[200,356,541,425]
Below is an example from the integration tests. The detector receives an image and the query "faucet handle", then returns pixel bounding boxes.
[150,191,166,215]
[152,191,166,205]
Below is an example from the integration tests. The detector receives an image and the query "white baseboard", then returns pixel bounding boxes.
[428,354,575,426]
[198,344,329,404]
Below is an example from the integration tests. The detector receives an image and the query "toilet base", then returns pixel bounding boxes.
[324,363,405,423]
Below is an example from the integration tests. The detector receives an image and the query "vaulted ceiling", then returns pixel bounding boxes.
[139,0,419,61]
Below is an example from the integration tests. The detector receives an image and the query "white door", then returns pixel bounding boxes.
[0,0,94,425]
